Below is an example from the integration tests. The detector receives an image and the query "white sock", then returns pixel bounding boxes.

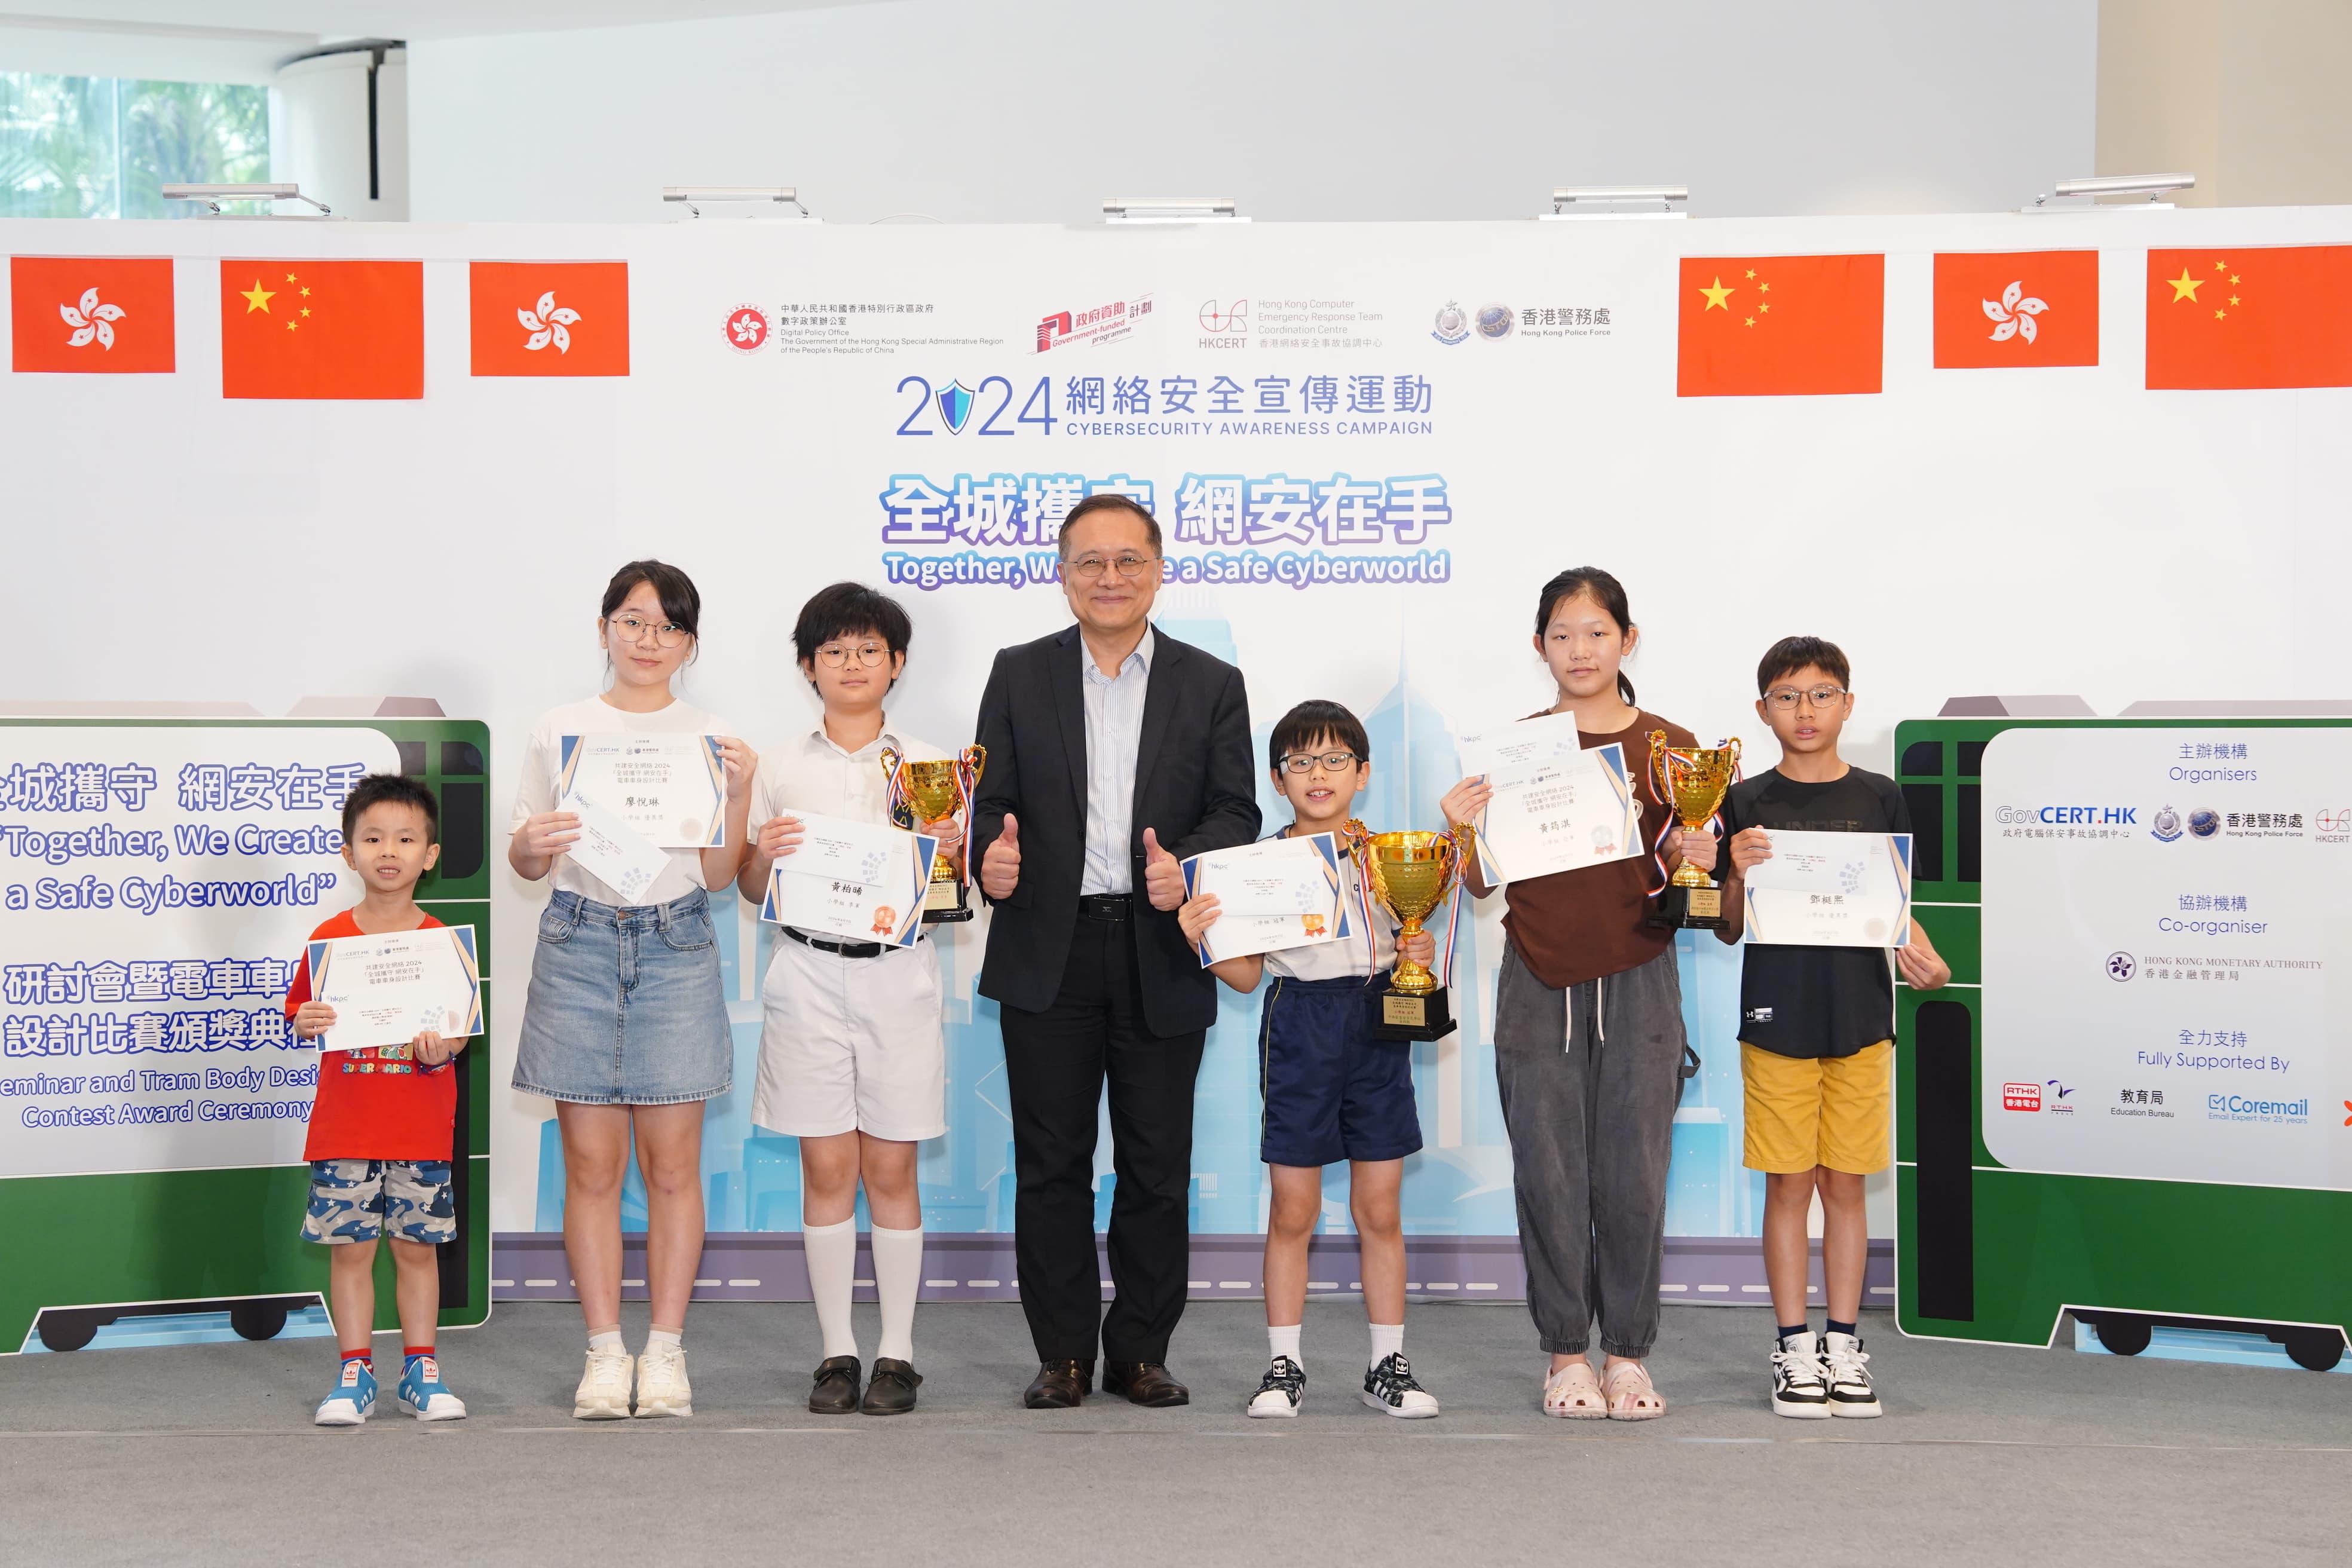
[870,1223,924,1364]
[1370,1321,1404,1368]
[645,1327,682,1352]
[587,1328,623,1355]
[803,1216,860,1361]
[1269,1323,1303,1367]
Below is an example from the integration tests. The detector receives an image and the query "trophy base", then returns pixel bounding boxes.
[1646,882,1727,931]
[920,880,975,924]
[1373,985,1455,1043]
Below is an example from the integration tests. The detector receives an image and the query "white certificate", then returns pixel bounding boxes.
[760,809,938,948]
[562,789,668,905]
[1180,832,1353,966]
[306,927,483,1054]
[1741,829,1913,948]
[558,732,728,848]
[1457,720,1644,886]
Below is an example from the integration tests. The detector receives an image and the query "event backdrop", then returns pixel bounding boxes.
[4,206,2346,1308]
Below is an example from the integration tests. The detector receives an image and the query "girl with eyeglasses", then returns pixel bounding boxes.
[509,559,757,1421]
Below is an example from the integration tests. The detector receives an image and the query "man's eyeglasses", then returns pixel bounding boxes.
[814,642,891,669]
[1764,685,1848,711]
[1064,553,1159,581]
[606,613,690,648]
[1279,751,1361,774]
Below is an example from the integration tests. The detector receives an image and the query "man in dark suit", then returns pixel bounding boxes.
[971,492,1260,1408]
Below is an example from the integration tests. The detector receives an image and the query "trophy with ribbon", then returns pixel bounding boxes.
[880,745,986,923]
[1345,819,1477,1042]
[1644,730,1740,930]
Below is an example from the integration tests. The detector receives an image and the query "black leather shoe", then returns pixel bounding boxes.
[808,1355,862,1414]
[1023,1359,1094,1408]
[1102,1361,1189,1407]
[861,1358,922,1416]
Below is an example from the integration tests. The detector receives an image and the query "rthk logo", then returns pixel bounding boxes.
[2002,1082,2043,1113]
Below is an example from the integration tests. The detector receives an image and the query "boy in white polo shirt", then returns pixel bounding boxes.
[737,582,961,1416]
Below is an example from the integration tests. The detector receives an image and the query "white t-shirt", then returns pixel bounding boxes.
[1263,831,1402,982]
[511,693,733,909]
[748,721,950,938]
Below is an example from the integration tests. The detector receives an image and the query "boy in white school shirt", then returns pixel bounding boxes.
[737,582,962,1416]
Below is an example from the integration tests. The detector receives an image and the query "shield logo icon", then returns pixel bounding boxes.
[936,379,975,434]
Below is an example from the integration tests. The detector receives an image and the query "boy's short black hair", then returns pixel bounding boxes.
[1756,636,1852,695]
[341,773,440,845]
[1267,700,1371,771]
[792,581,914,666]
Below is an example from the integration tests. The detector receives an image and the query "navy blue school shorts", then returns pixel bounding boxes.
[1257,972,1425,1168]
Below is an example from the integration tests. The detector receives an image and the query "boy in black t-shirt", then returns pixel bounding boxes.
[1716,637,1949,1420]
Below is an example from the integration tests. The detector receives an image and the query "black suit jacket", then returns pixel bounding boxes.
[971,624,1260,1036]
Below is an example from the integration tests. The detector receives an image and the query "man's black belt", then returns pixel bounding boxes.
[1077,893,1132,922]
[782,924,920,959]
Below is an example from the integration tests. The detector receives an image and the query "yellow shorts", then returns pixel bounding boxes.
[1740,1040,1892,1175]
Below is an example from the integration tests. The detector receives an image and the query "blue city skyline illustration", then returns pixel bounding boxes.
[534,608,1762,1240]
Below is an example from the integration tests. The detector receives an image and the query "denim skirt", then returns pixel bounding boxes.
[513,887,733,1105]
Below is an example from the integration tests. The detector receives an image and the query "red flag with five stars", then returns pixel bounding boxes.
[1677,254,1883,396]
[1933,250,2099,369]
[218,259,424,399]
[11,255,176,373]
[2145,246,2352,390]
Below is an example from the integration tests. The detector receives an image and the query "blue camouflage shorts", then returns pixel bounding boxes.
[302,1159,456,1245]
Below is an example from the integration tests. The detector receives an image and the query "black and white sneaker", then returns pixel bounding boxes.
[1770,1330,1832,1419]
[1361,1352,1440,1419]
[1821,1332,1882,1418]
[1247,1355,1306,1419]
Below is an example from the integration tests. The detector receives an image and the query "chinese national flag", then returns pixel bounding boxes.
[469,262,630,376]
[1677,254,1883,396]
[2146,246,2352,390]
[11,255,176,373]
[1933,250,2099,369]
[219,259,423,399]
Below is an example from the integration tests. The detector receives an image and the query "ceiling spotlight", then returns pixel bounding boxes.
[662,186,812,219]
[1103,197,1245,225]
[163,183,332,217]
[2025,173,2195,212]
[1544,185,1688,220]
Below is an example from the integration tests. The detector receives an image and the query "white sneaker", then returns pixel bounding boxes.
[1247,1355,1306,1418]
[1361,1352,1440,1419]
[633,1341,692,1418]
[573,1347,635,1420]
[1769,1331,1832,1419]
[1821,1332,1881,1417]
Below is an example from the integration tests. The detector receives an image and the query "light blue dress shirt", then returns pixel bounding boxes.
[1079,626,1154,895]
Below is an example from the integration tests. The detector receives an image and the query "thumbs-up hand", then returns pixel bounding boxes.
[1142,826,1184,911]
[981,812,1022,901]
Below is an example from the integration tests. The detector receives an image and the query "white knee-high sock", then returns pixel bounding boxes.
[870,1224,924,1364]
[803,1216,859,1361]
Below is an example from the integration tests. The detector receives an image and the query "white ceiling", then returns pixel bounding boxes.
[1,2,893,46]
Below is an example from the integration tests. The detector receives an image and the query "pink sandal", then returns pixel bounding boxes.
[1602,1359,1665,1420]
[1542,1360,1607,1419]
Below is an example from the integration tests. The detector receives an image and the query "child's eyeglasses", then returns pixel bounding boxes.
[1279,751,1361,774]
[816,643,890,669]
[1763,685,1848,711]
[606,613,689,648]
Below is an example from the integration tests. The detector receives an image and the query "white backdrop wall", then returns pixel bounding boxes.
[403,0,2100,226]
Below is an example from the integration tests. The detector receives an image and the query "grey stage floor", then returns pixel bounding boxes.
[2,1300,2344,1567]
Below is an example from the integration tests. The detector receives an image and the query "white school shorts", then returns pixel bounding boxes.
[752,930,947,1142]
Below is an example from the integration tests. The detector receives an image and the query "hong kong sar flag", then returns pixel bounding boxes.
[219,259,423,399]
[1677,254,1884,396]
[11,255,176,373]
[469,261,630,376]
[1933,250,2099,369]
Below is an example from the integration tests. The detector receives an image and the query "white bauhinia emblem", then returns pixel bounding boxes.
[1982,280,2047,343]
[518,291,581,353]
[60,287,125,350]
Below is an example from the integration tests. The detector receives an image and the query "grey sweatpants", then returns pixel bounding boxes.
[1493,940,1691,1359]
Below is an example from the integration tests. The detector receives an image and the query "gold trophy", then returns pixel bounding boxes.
[1347,819,1477,1042]
[1645,730,1740,930]
[880,745,986,923]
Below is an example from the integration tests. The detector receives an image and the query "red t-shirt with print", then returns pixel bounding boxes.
[284,908,461,1162]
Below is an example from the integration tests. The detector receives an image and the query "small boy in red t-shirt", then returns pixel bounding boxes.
[284,774,466,1426]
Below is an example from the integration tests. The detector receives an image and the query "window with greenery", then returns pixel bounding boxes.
[0,73,268,219]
